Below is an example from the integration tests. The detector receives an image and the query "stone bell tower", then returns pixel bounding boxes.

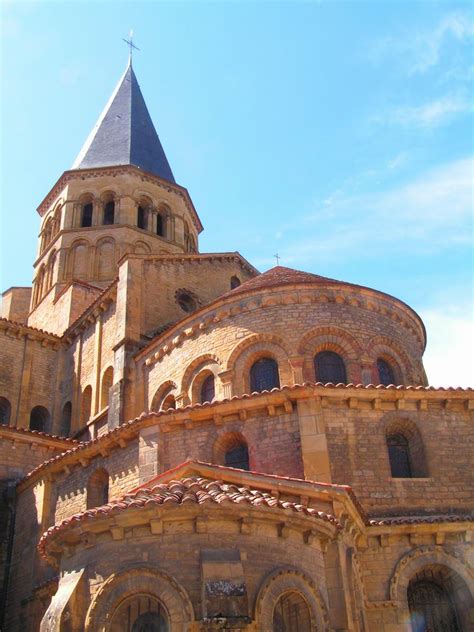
[27,59,203,334]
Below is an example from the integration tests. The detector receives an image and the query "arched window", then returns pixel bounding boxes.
[161,394,176,410]
[87,468,109,508]
[273,591,312,632]
[101,367,114,409]
[250,357,280,393]
[60,402,72,436]
[137,205,146,230]
[387,433,412,478]
[225,442,249,470]
[82,385,92,425]
[29,406,50,433]
[0,397,11,425]
[156,213,164,237]
[103,200,115,225]
[377,358,396,386]
[314,351,347,384]
[408,579,461,632]
[230,275,241,289]
[81,202,93,227]
[200,375,215,404]
[110,595,169,632]
[176,290,197,313]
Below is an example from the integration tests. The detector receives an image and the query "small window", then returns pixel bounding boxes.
[81,203,93,227]
[156,213,164,237]
[60,402,72,436]
[87,468,109,508]
[176,290,197,313]
[387,433,412,478]
[250,357,280,393]
[273,591,312,631]
[103,200,115,225]
[137,205,146,229]
[200,375,215,404]
[29,406,51,433]
[230,276,241,289]
[377,358,396,386]
[82,385,92,425]
[314,351,347,384]
[0,397,11,425]
[225,443,249,470]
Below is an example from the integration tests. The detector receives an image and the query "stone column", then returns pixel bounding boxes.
[296,397,332,482]
[218,369,234,399]
[289,355,305,384]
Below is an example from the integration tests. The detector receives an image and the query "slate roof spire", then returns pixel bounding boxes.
[72,60,175,183]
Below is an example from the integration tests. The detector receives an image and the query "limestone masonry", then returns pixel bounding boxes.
[0,60,472,632]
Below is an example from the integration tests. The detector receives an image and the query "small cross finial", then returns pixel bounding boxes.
[123,29,140,64]
[274,253,281,265]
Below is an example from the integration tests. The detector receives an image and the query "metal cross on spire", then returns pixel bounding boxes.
[274,253,281,265]
[123,29,140,64]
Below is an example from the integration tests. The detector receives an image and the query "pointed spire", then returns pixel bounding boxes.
[72,63,175,183]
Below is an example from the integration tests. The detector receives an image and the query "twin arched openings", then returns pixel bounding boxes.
[80,196,115,228]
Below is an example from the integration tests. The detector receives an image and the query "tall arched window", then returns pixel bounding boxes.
[137,205,146,230]
[0,397,11,425]
[101,367,114,409]
[273,591,312,632]
[387,433,412,478]
[225,442,249,470]
[156,213,164,237]
[82,385,92,425]
[314,351,347,384]
[408,578,461,632]
[29,406,50,433]
[250,357,280,392]
[377,358,396,386]
[110,595,169,632]
[60,401,72,436]
[81,202,93,227]
[87,468,109,508]
[200,375,215,404]
[103,200,115,225]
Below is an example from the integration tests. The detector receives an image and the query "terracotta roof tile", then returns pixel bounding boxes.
[0,424,80,445]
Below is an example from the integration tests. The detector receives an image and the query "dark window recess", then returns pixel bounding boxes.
[200,375,215,404]
[137,206,146,229]
[315,351,347,384]
[29,406,50,433]
[250,358,280,393]
[176,291,197,313]
[156,213,164,236]
[0,397,11,425]
[273,591,312,632]
[230,275,241,289]
[408,580,461,632]
[378,358,396,386]
[81,203,93,227]
[387,433,412,478]
[225,444,249,470]
[60,402,72,436]
[103,201,115,225]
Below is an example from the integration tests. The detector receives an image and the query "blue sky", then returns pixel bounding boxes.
[1,1,473,386]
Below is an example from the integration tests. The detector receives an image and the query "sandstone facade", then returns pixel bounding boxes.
[0,61,472,631]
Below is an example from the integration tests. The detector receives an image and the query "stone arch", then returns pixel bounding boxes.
[254,567,330,631]
[82,385,93,425]
[87,467,109,508]
[33,263,47,306]
[101,366,114,410]
[382,414,429,478]
[78,193,94,228]
[46,249,57,291]
[180,353,222,397]
[100,190,117,225]
[41,216,54,251]
[96,237,116,280]
[389,546,474,630]
[29,405,51,433]
[134,240,151,254]
[225,333,292,396]
[84,566,194,631]
[69,238,90,280]
[365,335,418,385]
[297,325,363,383]
[213,431,249,469]
[151,381,178,412]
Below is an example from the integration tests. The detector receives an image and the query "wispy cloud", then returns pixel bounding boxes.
[372,12,474,75]
[379,95,472,129]
[260,158,473,268]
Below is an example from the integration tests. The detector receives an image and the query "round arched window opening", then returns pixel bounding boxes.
[377,358,396,386]
[273,591,312,632]
[110,594,169,632]
[230,275,241,289]
[250,357,280,393]
[314,351,347,384]
[176,290,197,313]
[408,578,461,632]
[200,374,215,404]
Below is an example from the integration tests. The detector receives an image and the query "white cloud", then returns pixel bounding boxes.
[372,12,474,75]
[276,157,473,265]
[421,304,474,387]
[381,95,472,129]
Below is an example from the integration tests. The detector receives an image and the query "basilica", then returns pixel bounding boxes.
[0,59,472,631]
